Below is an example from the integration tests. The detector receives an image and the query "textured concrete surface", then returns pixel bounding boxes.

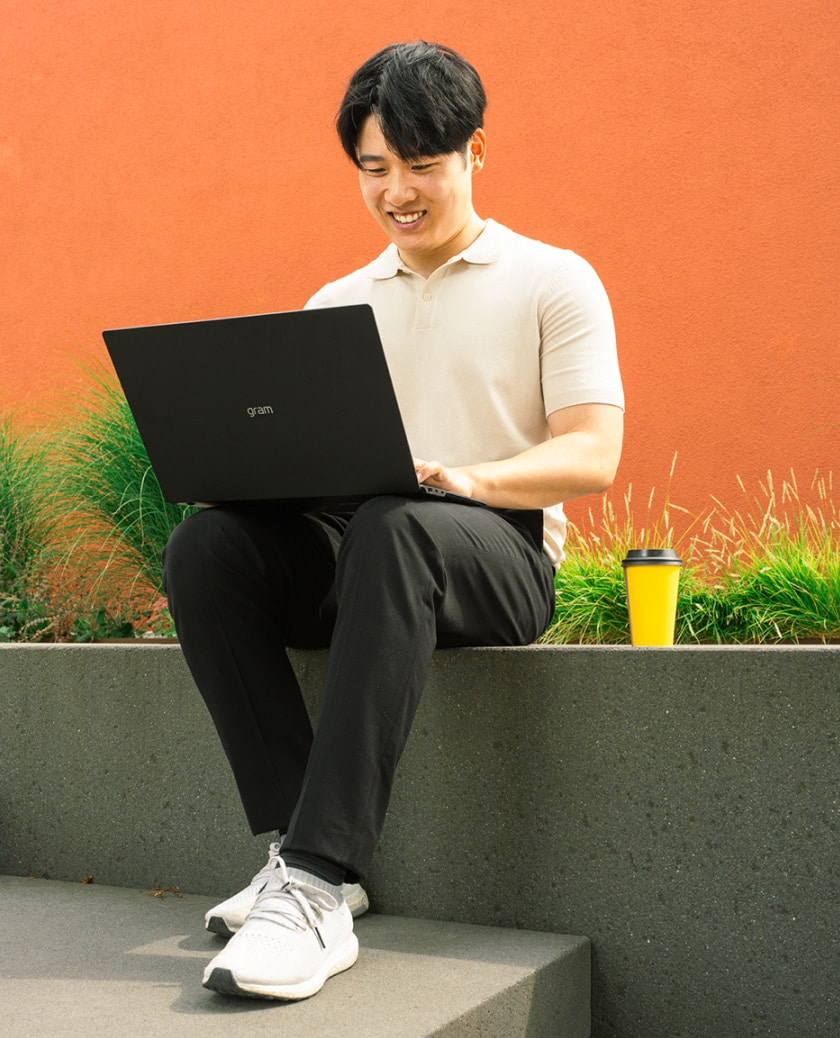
[0,875,589,1037]
[1,643,838,1037]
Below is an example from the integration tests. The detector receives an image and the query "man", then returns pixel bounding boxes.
[162,41,623,1001]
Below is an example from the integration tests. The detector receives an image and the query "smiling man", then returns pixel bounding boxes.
[163,41,624,1001]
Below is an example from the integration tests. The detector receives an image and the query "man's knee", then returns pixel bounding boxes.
[162,508,227,588]
[336,497,447,592]
[162,507,274,593]
[344,497,437,550]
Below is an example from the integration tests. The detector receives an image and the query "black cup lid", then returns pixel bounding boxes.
[622,548,683,566]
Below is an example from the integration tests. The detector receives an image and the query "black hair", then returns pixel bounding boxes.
[337,41,487,166]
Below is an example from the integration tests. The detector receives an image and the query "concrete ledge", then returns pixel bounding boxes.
[1,643,838,1037]
[0,875,590,1037]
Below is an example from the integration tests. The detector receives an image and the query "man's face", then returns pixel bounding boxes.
[356,116,486,277]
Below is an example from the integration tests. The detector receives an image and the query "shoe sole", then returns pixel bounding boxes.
[205,915,236,939]
[345,885,370,919]
[202,933,359,1000]
[205,887,370,938]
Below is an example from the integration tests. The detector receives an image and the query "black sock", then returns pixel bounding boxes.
[281,849,345,886]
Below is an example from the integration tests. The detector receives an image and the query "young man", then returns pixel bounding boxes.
[163,41,623,1000]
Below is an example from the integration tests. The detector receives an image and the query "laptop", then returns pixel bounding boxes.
[102,304,485,512]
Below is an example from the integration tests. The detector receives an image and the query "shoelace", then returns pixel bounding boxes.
[249,859,338,949]
[249,841,283,889]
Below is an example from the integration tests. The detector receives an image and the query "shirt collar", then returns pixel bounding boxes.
[366,219,504,281]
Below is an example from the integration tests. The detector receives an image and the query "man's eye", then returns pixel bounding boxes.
[362,167,387,176]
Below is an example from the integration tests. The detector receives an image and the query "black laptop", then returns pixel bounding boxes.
[103,304,484,511]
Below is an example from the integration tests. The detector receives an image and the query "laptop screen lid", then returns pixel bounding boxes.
[102,304,425,508]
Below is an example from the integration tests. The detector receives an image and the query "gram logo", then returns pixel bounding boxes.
[246,405,274,418]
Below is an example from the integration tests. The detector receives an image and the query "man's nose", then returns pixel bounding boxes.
[384,171,418,206]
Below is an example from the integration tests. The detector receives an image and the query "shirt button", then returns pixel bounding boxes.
[422,293,432,301]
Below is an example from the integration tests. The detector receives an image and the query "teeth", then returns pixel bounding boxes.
[393,211,424,224]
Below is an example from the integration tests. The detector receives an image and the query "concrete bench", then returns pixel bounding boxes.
[1,643,837,1037]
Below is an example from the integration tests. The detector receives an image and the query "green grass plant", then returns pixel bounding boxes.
[542,467,839,645]
[0,415,61,639]
[4,382,837,645]
[50,368,196,634]
[690,471,840,643]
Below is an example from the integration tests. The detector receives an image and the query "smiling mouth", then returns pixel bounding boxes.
[390,210,427,226]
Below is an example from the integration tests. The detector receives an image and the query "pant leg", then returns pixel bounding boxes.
[162,504,344,834]
[282,495,556,880]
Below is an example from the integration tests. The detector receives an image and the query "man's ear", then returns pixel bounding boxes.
[469,129,487,172]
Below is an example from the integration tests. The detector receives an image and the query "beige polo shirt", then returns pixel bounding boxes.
[306,219,623,564]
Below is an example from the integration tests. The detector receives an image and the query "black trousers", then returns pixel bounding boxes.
[162,495,556,881]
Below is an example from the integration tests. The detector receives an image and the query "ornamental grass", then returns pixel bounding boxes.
[543,464,839,644]
[2,382,837,643]
[0,414,58,639]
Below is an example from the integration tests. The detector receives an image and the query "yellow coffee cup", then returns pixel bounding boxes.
[621,548,683,646]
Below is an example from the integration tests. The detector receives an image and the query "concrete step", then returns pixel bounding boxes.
[0,876,590,1037]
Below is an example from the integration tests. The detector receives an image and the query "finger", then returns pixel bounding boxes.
[416,460,442,482]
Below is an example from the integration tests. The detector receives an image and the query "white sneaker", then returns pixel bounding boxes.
[202,858,359,1000]
[204,842,369,937]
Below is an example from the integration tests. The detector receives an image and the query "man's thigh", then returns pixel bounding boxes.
[177,504,347,649]
[344,497,556,648]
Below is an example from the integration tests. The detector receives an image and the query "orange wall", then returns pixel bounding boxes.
[2,0,838,528]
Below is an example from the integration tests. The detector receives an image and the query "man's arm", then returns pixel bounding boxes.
[414,402,624,510]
